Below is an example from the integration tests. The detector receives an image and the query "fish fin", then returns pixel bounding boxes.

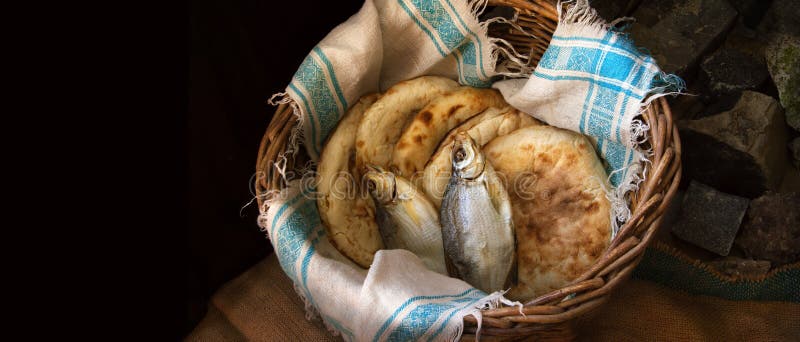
[483,164,512,219]
[374,204,397,248]
[444,252,460,279]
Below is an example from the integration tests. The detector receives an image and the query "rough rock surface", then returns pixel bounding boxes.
[791,137,800,169]
[590,0,635,21]
[780,164,800,192]
[759,0,800,132]
[680,91,789,198]
[765,35,800,132]
[629,0,737,75]
[758,0,800,39]
[727,0,772,29]
[735,191,800,266]
[671,181,749,256]
[700,48,769,96]
[685,20,774,120]
[722,22,767,60]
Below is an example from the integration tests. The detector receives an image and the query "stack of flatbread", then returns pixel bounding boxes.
[316,76,612,300]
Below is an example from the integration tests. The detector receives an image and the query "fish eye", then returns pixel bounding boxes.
[454,147,467,163]
[367,179,377,192]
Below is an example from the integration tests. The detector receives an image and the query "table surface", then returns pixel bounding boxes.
[186,253,800,341]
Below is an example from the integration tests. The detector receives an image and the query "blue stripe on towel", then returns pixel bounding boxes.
[425,293,486,341]
[409,0,464,52]
[313,46,348,111]
[373,288,480,342]
[270,187,313,231]
[275,200,318,282]
[443,0,487,79]
[397,0,447,56]
[288,83,319,156]
[387,294,483,341]
[531,71,645,100]
[401,0,492,87]
[291,53,341,152]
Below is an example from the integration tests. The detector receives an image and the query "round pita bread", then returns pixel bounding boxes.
[421,107,541,207]
[390,87,506,178]
[355,76,458,174]
[317,94,383,268]
[483,126,612,300]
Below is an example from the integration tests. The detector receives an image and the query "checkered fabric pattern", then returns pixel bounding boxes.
[534,30,662,186]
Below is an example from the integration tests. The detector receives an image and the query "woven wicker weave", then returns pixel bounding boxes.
[255,0,682,340]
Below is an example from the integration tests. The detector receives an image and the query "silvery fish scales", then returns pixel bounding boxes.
[365,166,448,275]
[440,132,515,293]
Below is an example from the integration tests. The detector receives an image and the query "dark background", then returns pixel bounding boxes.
[188,0,363,335]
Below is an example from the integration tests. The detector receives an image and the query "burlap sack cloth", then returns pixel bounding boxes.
[187,248,800,341]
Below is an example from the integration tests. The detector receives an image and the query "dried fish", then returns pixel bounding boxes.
[365,166,448,275]
[440,132,515,293]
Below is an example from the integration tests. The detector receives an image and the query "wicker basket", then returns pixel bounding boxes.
[256,0,682,339]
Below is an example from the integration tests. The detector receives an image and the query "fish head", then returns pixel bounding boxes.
[451,132,484,180]
[364,165,397,205]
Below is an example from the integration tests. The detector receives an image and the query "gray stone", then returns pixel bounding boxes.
[627,0,680,27]
[765,35,800,132]
[671,181,750,256]
[700,48,769,96]
[758,0,800,132]
[680,91,789,198]
[590,0,636,21]
[687,22,770,120]
[734,191,800,266]
[694,32,770,119]
[708,256,771,278]
[722,22,767,60]
[727,0,772,29]
[758,0,800,38]
[661,188,684,228]
[629,0,737,75]
[781,164,800,192]
[791,137,800,169]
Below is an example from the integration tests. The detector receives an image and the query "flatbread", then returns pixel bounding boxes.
[317,94,383,268]
[355,76,459,174]
[390,87,506,178]
[420,107,540,207]
[483,125,612,300]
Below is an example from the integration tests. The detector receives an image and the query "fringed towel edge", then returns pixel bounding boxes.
[555,0,685,238]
